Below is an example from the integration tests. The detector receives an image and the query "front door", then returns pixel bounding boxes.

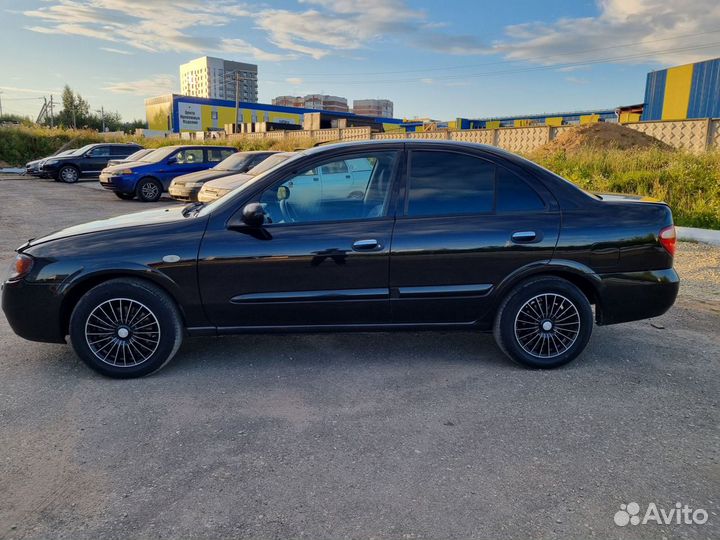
[198,149,402,328]
[389,148,561,324]
[158,148,207,189]
[83,145,112,175]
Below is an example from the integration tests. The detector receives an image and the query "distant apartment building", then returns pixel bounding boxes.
[272,94,349,112]
[353,99,394,117]
[180,56,258,103]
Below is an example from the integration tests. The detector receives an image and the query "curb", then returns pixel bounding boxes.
[677,226,720,246]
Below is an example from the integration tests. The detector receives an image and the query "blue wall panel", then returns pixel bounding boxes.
[688,58,720,119]
[642,69,667,121]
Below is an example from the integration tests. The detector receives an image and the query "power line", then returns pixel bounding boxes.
[266,28,720,79]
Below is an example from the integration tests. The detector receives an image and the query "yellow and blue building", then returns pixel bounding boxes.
[642,57,720,121]
[145,94,412,133]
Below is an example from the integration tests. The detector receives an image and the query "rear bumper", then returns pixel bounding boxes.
[596,268,679,325]
[1,279,66,343]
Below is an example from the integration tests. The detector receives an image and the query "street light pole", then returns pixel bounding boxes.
[234,71,240,133]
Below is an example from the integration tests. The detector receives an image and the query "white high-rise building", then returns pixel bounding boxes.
[180,56,258,103]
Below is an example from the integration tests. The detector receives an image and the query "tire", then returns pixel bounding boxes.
[493,277,593,369]
[69,278,183,378]
[58,165,80,183]
[136,177,162,202]
[114,192,135,200]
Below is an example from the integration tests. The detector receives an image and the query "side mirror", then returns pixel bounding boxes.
[241,202,266,227]
[166,156,178,165]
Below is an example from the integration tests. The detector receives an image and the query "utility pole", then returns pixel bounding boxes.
[71,105,76,129]
[96,106,105,132]
[0,90,3,117]
[49,95,54,128]
[234,71,240,133]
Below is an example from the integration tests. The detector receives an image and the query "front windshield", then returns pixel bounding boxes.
[69,144,94,156]
[125,149,151,161]
[139,146,178,163]
[214,153,254,171]
[197,152,305,217]
[247,153,294,175]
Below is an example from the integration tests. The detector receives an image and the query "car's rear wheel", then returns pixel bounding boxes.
[493,277,593,369]
[59,165,79,183]
[114,192,135,200]
[69,278,183,378]
[136,177,162,202]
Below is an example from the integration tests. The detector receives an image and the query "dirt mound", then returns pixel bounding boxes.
[534,122,672,155]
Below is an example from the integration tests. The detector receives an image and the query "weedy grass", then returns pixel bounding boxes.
[528,148,720,230]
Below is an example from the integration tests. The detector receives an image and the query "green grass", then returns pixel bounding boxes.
[529,148,720,230]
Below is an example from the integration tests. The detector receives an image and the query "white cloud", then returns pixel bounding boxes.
[103,75,176,96]
[495,0,720,66]
[286,77,304,85]
[100,47,133,55]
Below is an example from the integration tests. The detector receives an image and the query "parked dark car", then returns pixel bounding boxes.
[168,151,278,202]
[99,145,236,202]
[2,141,679,378]
[25,149,76,177]
[40,143,143,183]
[106,148,155,167]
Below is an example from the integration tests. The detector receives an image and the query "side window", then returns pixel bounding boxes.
[496,167,545,212]
[111,146,134,157]
[88,146,111,157]
[407,151,494,217]
[176,149,204,164]
[259,151,398,225]
[320,161,348,175]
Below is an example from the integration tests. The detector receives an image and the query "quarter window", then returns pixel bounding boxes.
[496,167,545,212]
[88,146,111,157]
[407,151,494,217]
[259,152,398,224]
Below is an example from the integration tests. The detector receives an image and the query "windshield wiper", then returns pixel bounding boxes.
[181,201,205,216]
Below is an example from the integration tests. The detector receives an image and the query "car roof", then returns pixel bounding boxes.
[157,144,236,150]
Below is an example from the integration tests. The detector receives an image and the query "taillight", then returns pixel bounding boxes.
[7,253,34,281]
[659,225,676,257]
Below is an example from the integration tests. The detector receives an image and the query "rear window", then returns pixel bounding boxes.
[407,151,494,217]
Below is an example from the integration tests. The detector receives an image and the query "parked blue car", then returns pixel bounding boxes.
[99,145,236,201]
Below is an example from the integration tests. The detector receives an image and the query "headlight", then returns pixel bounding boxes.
[114,169,134,175]
[183,181,205,188]
[44,159,58,166]
[7,254,34,281]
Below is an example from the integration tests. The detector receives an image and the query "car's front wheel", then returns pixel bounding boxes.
[58,165,79,183]
[493,277,593,369]
[114,192,135,200]
[69,278,183,378]
[136,177,162,202]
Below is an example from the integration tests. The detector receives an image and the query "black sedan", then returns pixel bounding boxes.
[2,140,679,378]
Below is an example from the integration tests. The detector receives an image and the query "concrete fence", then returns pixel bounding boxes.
[222,119,720,153]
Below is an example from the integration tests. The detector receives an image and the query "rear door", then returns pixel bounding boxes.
[389,147,560,324]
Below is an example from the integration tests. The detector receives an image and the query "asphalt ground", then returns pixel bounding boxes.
[1,175,718,539]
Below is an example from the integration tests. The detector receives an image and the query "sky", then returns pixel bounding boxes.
[1,0,720,122]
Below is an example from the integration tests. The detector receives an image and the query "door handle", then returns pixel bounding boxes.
[345,174,351,179]
[511,231,537,243]
[313,177,320,181]
[352,239,380,251]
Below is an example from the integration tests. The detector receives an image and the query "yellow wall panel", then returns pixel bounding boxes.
[545,117,563,126]
[485,121,500,129]
[514,119,532,127]
[662,63,694,120]
[580,114,600,124]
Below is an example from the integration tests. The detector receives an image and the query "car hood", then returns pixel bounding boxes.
[103,161,154,173]
[202,173,254,191]
[173,169,234,185]
[22,205,190,249]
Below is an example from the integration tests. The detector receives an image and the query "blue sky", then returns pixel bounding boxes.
[1,0,719,122]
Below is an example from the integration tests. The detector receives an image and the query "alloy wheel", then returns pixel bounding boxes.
[513,293,580,358]
[60,167,78,183]
[84,298,161,367]
[141,182,159,200]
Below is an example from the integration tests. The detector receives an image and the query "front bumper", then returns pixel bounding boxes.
[99,173,136,193]
[1,279,66,343]
[596,268,680,325]
[168,184,201,202]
